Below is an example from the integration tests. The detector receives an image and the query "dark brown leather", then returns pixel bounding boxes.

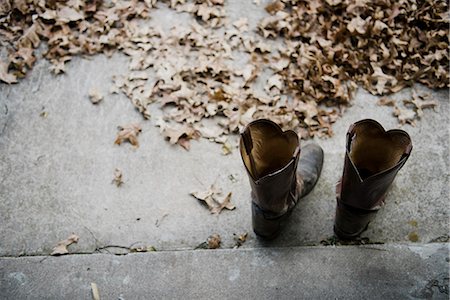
[338,119,412,210]
[335,119,412,238]
[240,119,301,216]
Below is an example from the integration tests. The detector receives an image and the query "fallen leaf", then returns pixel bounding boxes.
[57,7,84,23]
[265,1,284,15]
[112,168,123,187]
[221,141,232,155]
[0,60,17,84]
[347,16,367,35]
[191,185,235,215]
[207,234,221,249]
[210,192,235,214]
[394,106,416,126]
[89,88,103,104]
[114,124,142,147]
[233,232,248,248]
[190,184,221,212]
[377,97,396,107]
[51,234,79,256]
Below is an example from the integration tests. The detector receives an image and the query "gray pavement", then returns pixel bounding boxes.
[1,244,449,299]
[0,0,449,298]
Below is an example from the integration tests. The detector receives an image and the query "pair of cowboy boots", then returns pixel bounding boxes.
[240,119,412,240]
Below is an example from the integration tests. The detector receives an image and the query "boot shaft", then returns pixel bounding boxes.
[240,119,300,215]
[335,119,412,239]
[338,119,412,210]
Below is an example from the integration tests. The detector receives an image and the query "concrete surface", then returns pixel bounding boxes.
[0,54,448,256]
[0,0,449,298]
[1,244,448,299]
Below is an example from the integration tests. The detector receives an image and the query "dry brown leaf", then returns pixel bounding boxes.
[347,16,367,35]
[0,60,17,84]
[160,123,199,150]
[51,234,79,256]
[265,1,284,15]
[394,106,416,126]
[114,124,142,147]
[112,168,124,187]
[207,234,221,249]
[377,97,396,107]
[221,141,233,155]
[210,192,235,214]
[89,88,103,104]
[233,232,248,248]
[190,184,221,212]
[191,185,234,215]
[57,7,84,23]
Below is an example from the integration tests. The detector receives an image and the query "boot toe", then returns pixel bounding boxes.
[298,143,324,197]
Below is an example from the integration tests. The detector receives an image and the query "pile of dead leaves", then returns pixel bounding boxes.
[1,0,448,148]
[259,0,448,98]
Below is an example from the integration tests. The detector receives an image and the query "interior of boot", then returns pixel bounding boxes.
[240,122,298,179]
[349,123,411,179]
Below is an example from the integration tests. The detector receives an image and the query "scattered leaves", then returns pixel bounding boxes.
[387,90,439,125]
[114,124,142,147]
[1,0,447,145]
[51,233,79,256]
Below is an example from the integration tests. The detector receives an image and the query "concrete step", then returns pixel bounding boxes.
[1,243,448,299]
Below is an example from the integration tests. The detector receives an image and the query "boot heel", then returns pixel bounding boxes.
[334,202,377,240]
[252,202,288,240]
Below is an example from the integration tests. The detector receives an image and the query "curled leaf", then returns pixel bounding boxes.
[89,88,103,104]
[207,234,221,249]
[51,234,79,256]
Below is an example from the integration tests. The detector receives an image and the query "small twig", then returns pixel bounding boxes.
[155,213,169,227]
[91,283,100,300]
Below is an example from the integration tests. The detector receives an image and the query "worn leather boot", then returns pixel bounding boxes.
[334,119,412,240]
[240,119,324,239]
